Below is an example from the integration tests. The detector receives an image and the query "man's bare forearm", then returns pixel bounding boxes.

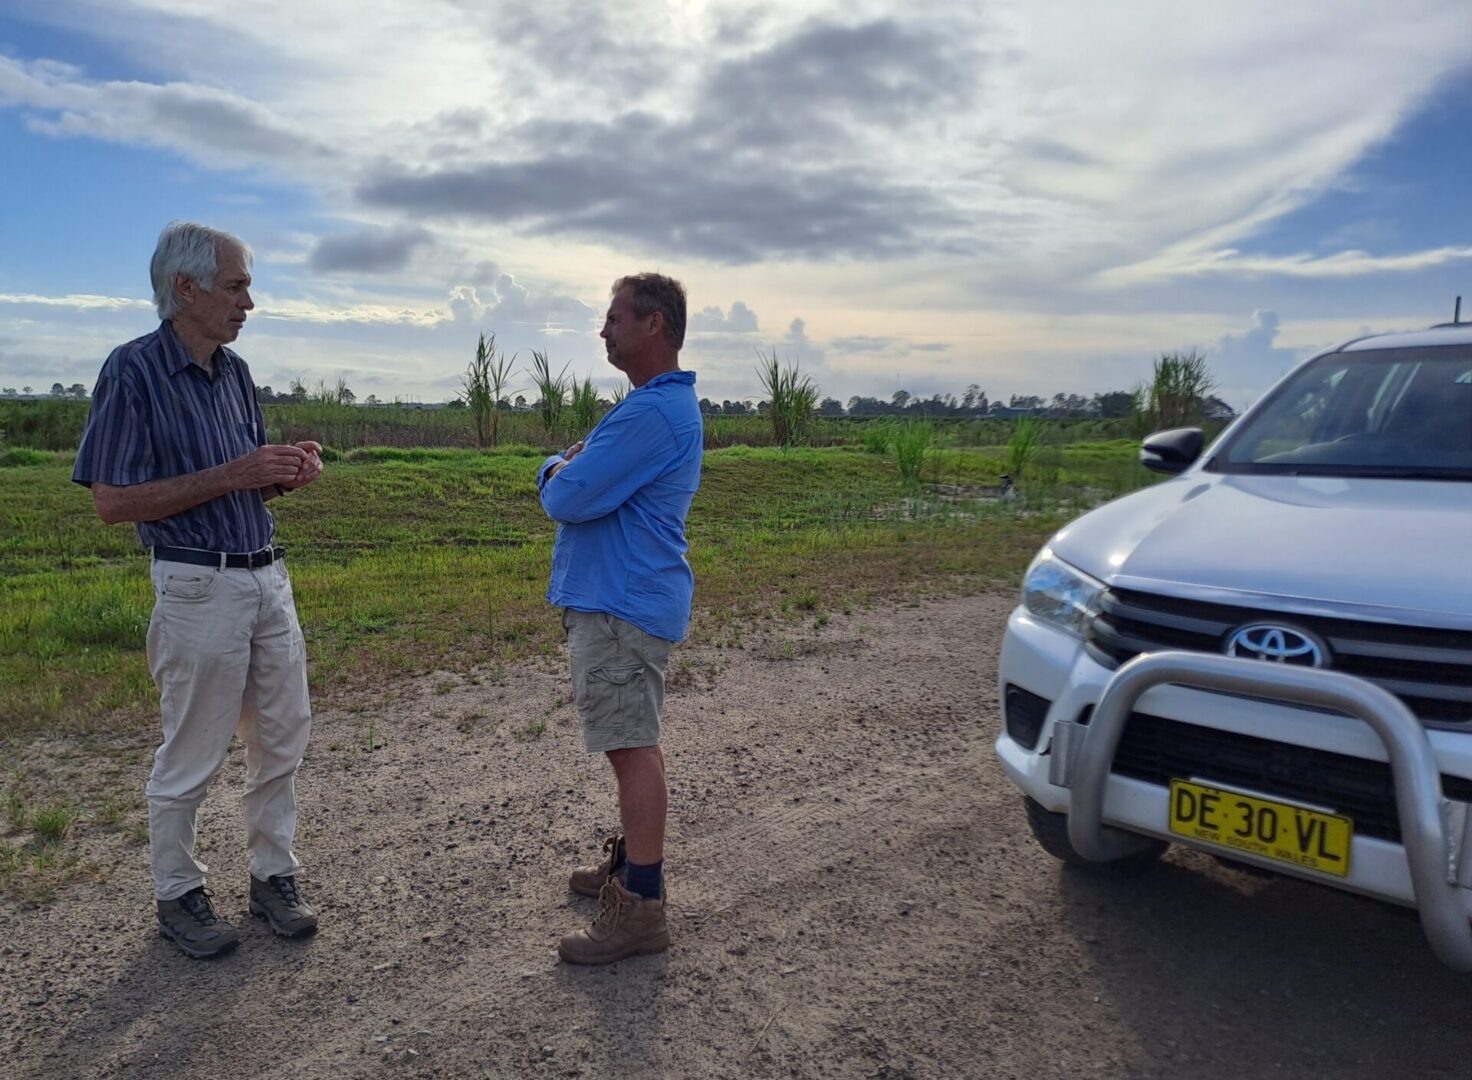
[93,464,240,525]
[92,444,308,526]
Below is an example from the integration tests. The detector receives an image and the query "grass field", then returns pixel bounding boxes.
[0,396,1148,452]
[0,440,1154,741]
[0,436,1156,900]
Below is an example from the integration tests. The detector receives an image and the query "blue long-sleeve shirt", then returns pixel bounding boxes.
[538,369,703,641]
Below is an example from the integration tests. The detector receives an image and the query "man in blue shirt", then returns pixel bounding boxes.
[539,273,702,964]
[73,222,323,958]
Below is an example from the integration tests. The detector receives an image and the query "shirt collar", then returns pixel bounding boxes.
[160,320,232,379]
[641,369,695,389]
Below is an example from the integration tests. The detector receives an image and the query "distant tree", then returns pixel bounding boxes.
[445,398,466,409]
[50,382,65,397]
[288,378,308,403]
[364,394,380,406]
[1049,392,1091,417]
[514,394,528,409]
[67,383,88,399]
[1009,394,1043,410]
[1,387,15,396]
[22,386,32,395]
[1202,395,1236,420]
[818,397,844,415]
[698,397,717,415]
[891,389,910,410]
[1094,390,1135,419]
[257,385,276,403]
[961,384,981,411]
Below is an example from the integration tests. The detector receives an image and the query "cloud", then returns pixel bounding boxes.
[1103,245,1472,285]
[1207,309,1307,407]
[446,275,595,331]
[308,225,434,274]
[828,336,895,354]
[689,302,759,333]
[0,292,150,312]
[357,17,980,262]
[0,55,333,173]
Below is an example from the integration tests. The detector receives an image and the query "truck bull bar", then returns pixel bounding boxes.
[1048,651,1472,973]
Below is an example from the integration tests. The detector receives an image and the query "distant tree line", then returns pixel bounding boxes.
[0,383,89,399]
[698,385,1234,420]
[3,356,1237,424]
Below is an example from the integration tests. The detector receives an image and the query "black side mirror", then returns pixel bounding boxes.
[1140,427,1204,474]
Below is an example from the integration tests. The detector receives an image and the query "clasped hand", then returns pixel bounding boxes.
[235,441,325,490]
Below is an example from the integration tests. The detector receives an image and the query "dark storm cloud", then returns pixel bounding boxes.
[357,18,983,262]
[309,225,434,274]
[147,88,330,160]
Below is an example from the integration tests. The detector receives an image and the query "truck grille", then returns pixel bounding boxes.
[1113,712,1472,843]
[1087,588,1472,727]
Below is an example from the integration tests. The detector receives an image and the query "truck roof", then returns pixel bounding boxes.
[1339,322,1472,352]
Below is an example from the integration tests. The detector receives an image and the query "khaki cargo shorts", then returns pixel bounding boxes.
[561,609,673,753]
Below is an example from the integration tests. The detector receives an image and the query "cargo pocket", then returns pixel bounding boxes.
[580,664,645,739]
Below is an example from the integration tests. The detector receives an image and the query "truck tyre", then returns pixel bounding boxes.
[1023,796,1167,872]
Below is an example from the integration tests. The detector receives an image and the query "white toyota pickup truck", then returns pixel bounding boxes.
[995,319,1472,969]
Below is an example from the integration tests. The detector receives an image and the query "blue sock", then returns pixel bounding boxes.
[624,859,663,901]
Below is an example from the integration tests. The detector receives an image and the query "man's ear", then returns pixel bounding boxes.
[646,310,664,338]
[173,272,196,308]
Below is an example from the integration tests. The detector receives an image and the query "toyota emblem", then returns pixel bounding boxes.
[1225,624,1328,667]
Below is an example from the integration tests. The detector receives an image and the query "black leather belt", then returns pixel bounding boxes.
[153,545,285,569]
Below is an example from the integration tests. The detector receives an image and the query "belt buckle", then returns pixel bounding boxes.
[248,547,271,569]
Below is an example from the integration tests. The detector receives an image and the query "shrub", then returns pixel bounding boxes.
[755,349,819,447]
[892,421,933,484]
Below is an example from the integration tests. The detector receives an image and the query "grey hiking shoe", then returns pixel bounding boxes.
[570,834,627,897]
[158,886,239,959]
[249,874,319,938]
[558,877,670,965]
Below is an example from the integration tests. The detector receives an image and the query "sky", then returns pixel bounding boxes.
[2,0,1471,411]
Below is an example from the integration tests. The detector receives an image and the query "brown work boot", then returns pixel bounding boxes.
[249,874,319,938]
[157,886,239,959]
[558,877,669,965]
[569,834,627,897]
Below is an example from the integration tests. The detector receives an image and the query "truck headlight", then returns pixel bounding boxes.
[1022,548,1104,639]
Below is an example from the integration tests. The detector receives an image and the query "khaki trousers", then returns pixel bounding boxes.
[145,558,312,901]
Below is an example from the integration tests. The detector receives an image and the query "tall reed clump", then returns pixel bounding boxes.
[460,332,517,448]
[755,349,819,447]
[861,423,892,455]
[568,375,602,437]
[892,420,933,485]
[609,381,631,406]
[1006,417,1041,480]
[529,351,570,445]
[1133,350,1216,432]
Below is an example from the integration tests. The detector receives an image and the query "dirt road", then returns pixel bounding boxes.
[3,592,1470,1079]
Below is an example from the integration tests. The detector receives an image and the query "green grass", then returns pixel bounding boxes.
[0,441,1153,738]
[31,804,75,845]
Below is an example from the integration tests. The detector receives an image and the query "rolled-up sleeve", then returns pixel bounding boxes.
[72,370,155,488]
[539,405,675,524]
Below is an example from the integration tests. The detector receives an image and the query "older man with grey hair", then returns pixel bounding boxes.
[73,221,323,958]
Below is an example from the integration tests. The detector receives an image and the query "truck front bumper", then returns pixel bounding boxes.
[1032,647,1472,972]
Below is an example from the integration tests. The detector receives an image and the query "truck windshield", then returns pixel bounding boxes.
[1211,345,1472,479]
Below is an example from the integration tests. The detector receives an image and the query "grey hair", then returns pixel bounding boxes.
[150,221,253,320]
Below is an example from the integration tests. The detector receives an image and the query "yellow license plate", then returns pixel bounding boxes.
[1168,779,1353,877]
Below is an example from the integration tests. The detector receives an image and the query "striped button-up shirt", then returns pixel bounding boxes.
[72,320,274,552]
